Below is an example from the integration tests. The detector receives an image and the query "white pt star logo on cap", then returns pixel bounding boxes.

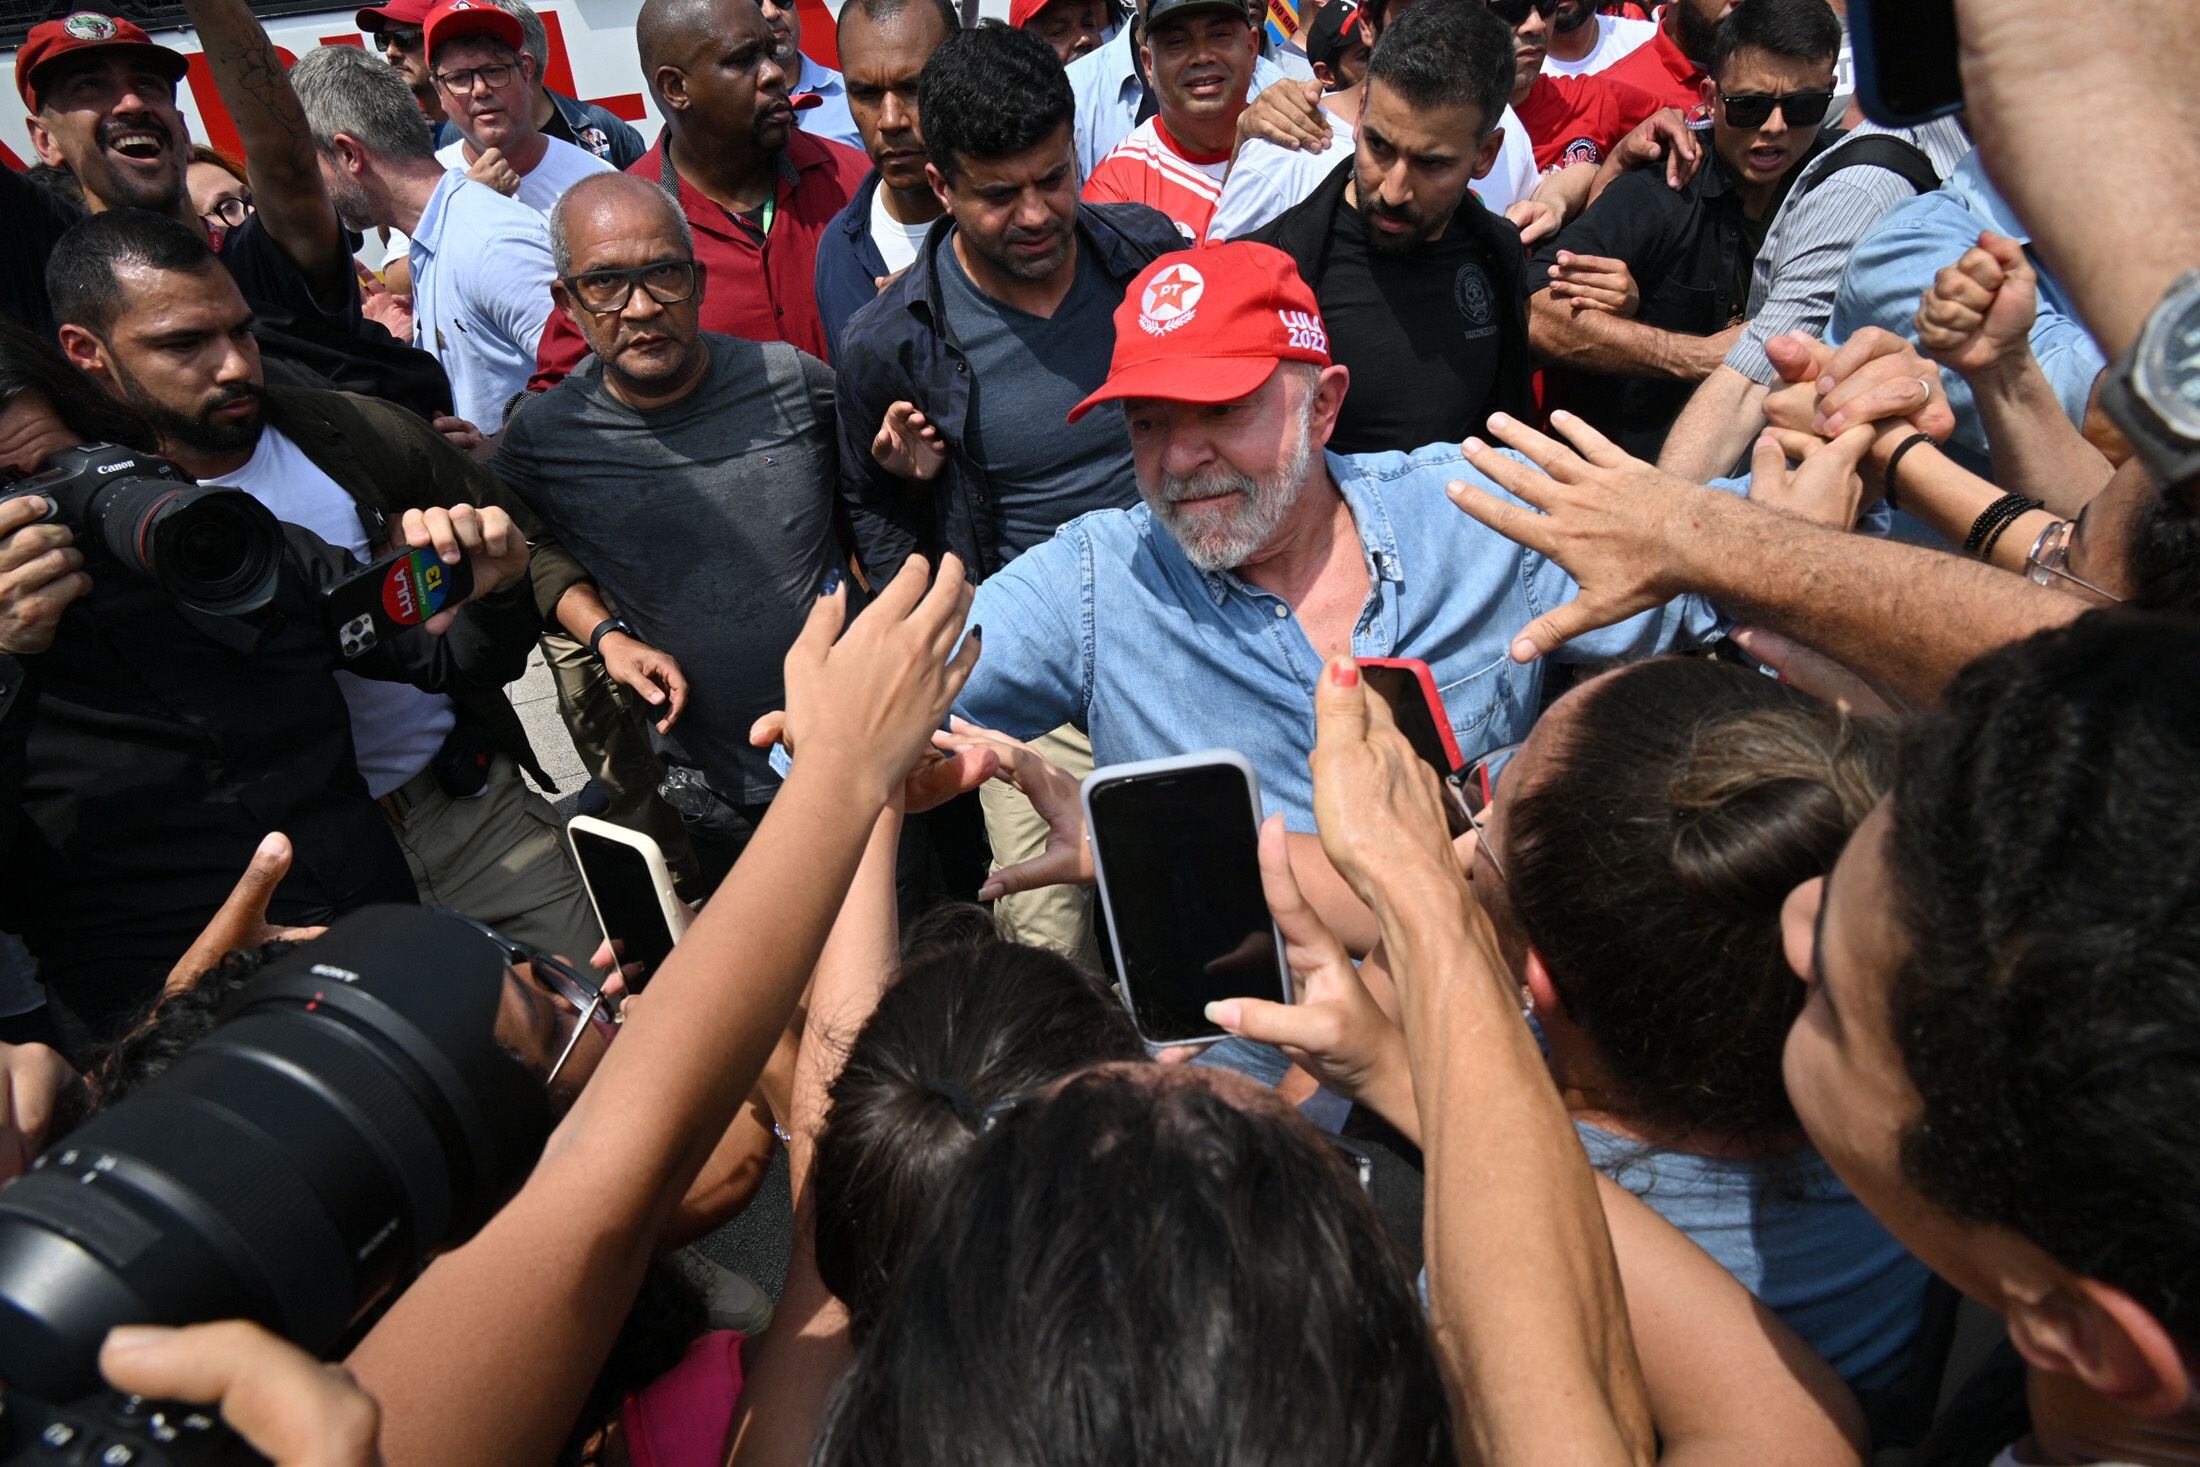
[1138,263,1204,338]
[62,12,119,38]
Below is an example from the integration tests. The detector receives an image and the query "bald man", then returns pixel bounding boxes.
[529,0,867,386]
[500,173,845,887]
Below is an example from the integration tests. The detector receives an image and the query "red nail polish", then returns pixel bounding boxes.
[1332,661,1358,687]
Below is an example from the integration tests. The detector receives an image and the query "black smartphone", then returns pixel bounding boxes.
[1359,658,1473,838]
[567,817,689,992]
[1082,752,1289,1048]
[1850,0,1962,126]
[327,545,474,660]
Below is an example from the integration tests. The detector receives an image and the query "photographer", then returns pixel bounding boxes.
[0,316,534,1052]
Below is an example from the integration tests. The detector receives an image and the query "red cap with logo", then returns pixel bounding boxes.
[1008,0,1051,28]
[422,0,524,60]
[16,11,187,112]
[356,0,435,34]
[1067,242,1331,423]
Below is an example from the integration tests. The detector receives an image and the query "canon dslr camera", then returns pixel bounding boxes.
[0,444,282,617]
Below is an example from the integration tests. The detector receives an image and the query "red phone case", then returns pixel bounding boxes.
[1357,657,1467,774]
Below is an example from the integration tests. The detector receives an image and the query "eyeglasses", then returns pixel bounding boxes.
[1486,0,1560,25]
[1718,89,1836,129]
[559,260,703,314]
[200,193,253,231]
[433,62,518,95]
[438,910,620,1086]
[1454,742,1521,881]
[2025,518,2125,605]
[378,25,424,51]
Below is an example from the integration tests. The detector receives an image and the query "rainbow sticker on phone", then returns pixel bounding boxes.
[380,549,457,626]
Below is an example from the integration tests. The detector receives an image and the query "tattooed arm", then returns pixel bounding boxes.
[181,0,351,309]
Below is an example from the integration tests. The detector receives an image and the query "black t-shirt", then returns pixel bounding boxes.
[0,166,93,340]
[1321,200,1509,457]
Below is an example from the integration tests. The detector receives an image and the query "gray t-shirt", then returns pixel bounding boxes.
[937,241,1139,564]
[496,334,841,801]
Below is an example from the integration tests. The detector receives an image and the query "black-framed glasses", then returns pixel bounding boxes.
[434,62,518,95]
[1718,89,1836,128]
[438,909,620,1086]
[1455,742,1522,882]
[559,260,703,314]
[1487,0,1559,24]
[200,192,253,231]
[378,24,424,51]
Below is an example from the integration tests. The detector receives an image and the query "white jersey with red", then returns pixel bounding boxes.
[1081,116,1233,242]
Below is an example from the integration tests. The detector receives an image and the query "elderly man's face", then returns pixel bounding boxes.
[554,189,707,391]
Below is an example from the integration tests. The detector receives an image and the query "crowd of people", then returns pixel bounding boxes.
[0,0,2194,1459]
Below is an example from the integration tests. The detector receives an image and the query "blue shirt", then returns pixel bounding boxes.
[793,54,864,153]
[1830,149,2106,481]
[957,443,1726,828]
[407,170,556,428]
[1066,22,1292,180]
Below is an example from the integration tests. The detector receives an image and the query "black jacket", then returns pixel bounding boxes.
[833,201,1184,583]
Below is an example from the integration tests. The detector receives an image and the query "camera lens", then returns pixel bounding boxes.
[84,477,283,617]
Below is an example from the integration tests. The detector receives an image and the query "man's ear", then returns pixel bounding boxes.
[1698,76,1718,115]
[56,324,113,385]
[1522,948,1564,1021]
[1309,361,1350,447]
[1474,124,1503,181]
[25,113,65,170]
[653,65,688,116]
[926,160,953,216]
[549,278,586,338]
[2005,1275,2196,1419]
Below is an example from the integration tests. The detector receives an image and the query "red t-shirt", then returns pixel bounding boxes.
[1081,116,1232,243]
[530,129,867,389]
[1597,17,1705,112]
[1514,71,1666,171]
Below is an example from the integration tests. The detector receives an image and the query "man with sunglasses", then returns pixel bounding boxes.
[424,0,614,215]
[1525,0,1839,460]
[1539,0,1653,77]
[496,172,844,888]
[1498,0,1664,173]
[356,0,451,133]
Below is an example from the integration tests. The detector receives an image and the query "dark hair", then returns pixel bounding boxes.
[844,0,962,40]
[0,316,157,452]
[25,161,83,208]
[1886,612,2200,1349]
[1708,0,1841,79]
[45,207,219,338]
[813,1067,1453,1465]
[918,24,1073,181]
[2131,484,2200,614]
[1363,0,1512,136]
[810,907,1144,1340]
[188,144,247,185]
[87,941,293,1111]
[1506,658,1891,1146]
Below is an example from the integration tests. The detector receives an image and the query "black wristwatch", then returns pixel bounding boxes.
[588,615,638,655]
[2102,268,2200,488]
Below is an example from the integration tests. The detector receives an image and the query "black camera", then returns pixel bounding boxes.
[0,907,556,1464]
[0,444,282,617]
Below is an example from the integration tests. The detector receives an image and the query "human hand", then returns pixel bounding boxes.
[1237,78,1330,154]
[1746,423,1878,529]
[871,401,946,482]
[599,631,688,734]
[1765,327,1957,441]
[1205,815,1414,1112]
[164,833,328,995]
[101,1321,382,1467]
[430,414,485,457]
[1545,250,1639,317]
[749,705,997,812]
[1728,625,1903,719]
[1453,410,1709,663]
[466,146,521,197]
[1505,199,1561,249]
[394,504,530,632]
[357,266,413,341]
[0,1041,82,1182]
[1612,106,1702,190]
[1915,231,2039,383]
[1308,657,1460,903]
[778,557,979,806]
[0,493,90,655]
[930,716,1094,896]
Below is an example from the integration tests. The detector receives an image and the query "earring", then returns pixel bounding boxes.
[1519,986,1534,1020]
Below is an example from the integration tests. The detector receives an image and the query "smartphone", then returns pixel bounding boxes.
[567,816,690,992]
[1359,658,1472,838]
[327,545,474,661]
[1850,0,1962,126]
[1082,751,1290,1049]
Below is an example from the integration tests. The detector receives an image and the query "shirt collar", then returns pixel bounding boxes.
[797,54,842,98]
[1181,450,1397,608]
[411,168,466,252]
[1654,20,1703,86]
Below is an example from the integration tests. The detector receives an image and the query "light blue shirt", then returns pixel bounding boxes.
[957,443,1727,829]
[793,54,864,153]
[407,170,557,428]
[1066,22,1292,180]
[1829,148,2107,481]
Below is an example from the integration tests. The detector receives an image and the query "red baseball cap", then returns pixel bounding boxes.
[16,12,187,113]
[356,0,435,34]
[1008,0,1050,28]
[1068,242,1331,423]
[423,0,524,60]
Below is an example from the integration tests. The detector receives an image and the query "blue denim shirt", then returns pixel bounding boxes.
[1830,149,2106,481]
[957,443,1725,828]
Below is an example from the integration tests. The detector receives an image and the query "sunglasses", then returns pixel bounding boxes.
[378,25,424,50]
[1454,743,1521,881]
[1718,89,1836,129]
[438,910,620,1086]
[1487,0,1560,23]
[558,259,703,315]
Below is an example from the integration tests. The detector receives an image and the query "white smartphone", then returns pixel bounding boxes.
[1081,750,1290,1049]
[566,816,690,992]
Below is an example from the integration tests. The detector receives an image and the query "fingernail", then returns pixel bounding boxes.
[820,569,843,597]
[1462,437,1488,454]
[969,624,982,641]
[254,832,285,861]
[1511,637,1538,663]
[102,1325,175,1355]
[1330,658,1358,687]
[1488,412,1515,429]
[978,880,1004,900]
[1205,1000,1240,1030]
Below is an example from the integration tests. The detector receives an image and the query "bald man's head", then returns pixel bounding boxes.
[549,171,693,275]
[635,0,792,151]
[548,171,708,397]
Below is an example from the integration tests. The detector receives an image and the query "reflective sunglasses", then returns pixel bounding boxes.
[1455,743,1522,881]
[1487,0,1560,23]
[438,910,620,1086]
[1718,89,1836,128]
[559,259,703,315]
[378,24,424,51]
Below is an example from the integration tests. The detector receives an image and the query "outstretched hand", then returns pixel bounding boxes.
[165,833,327,995]
[931,717,1094,897]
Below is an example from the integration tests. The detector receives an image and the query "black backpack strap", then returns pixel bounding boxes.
[1798,133,1942,198]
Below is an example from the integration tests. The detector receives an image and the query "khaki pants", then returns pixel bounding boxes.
[979,724,1099,965]
[381,754,604,964]
[541,628,700,896]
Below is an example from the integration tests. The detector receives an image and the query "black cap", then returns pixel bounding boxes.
[1144,0,1252,28]
[1306,0,1361,68]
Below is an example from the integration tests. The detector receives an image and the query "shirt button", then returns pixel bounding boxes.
[1273,604,1289,620]
[775,305,785,316]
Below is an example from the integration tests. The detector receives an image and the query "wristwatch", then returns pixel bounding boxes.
[588,615,638,655]
[2102,268,2200,488]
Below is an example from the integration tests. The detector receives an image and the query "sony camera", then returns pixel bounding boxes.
[0,908,555,1464]
[0,444,282,617]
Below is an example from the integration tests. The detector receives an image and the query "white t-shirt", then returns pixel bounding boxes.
[1540,13,1657,76]
[436,132,612,217]
[205,427,457,798]
[1206,103,1538,241]
[868,185,935,277]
